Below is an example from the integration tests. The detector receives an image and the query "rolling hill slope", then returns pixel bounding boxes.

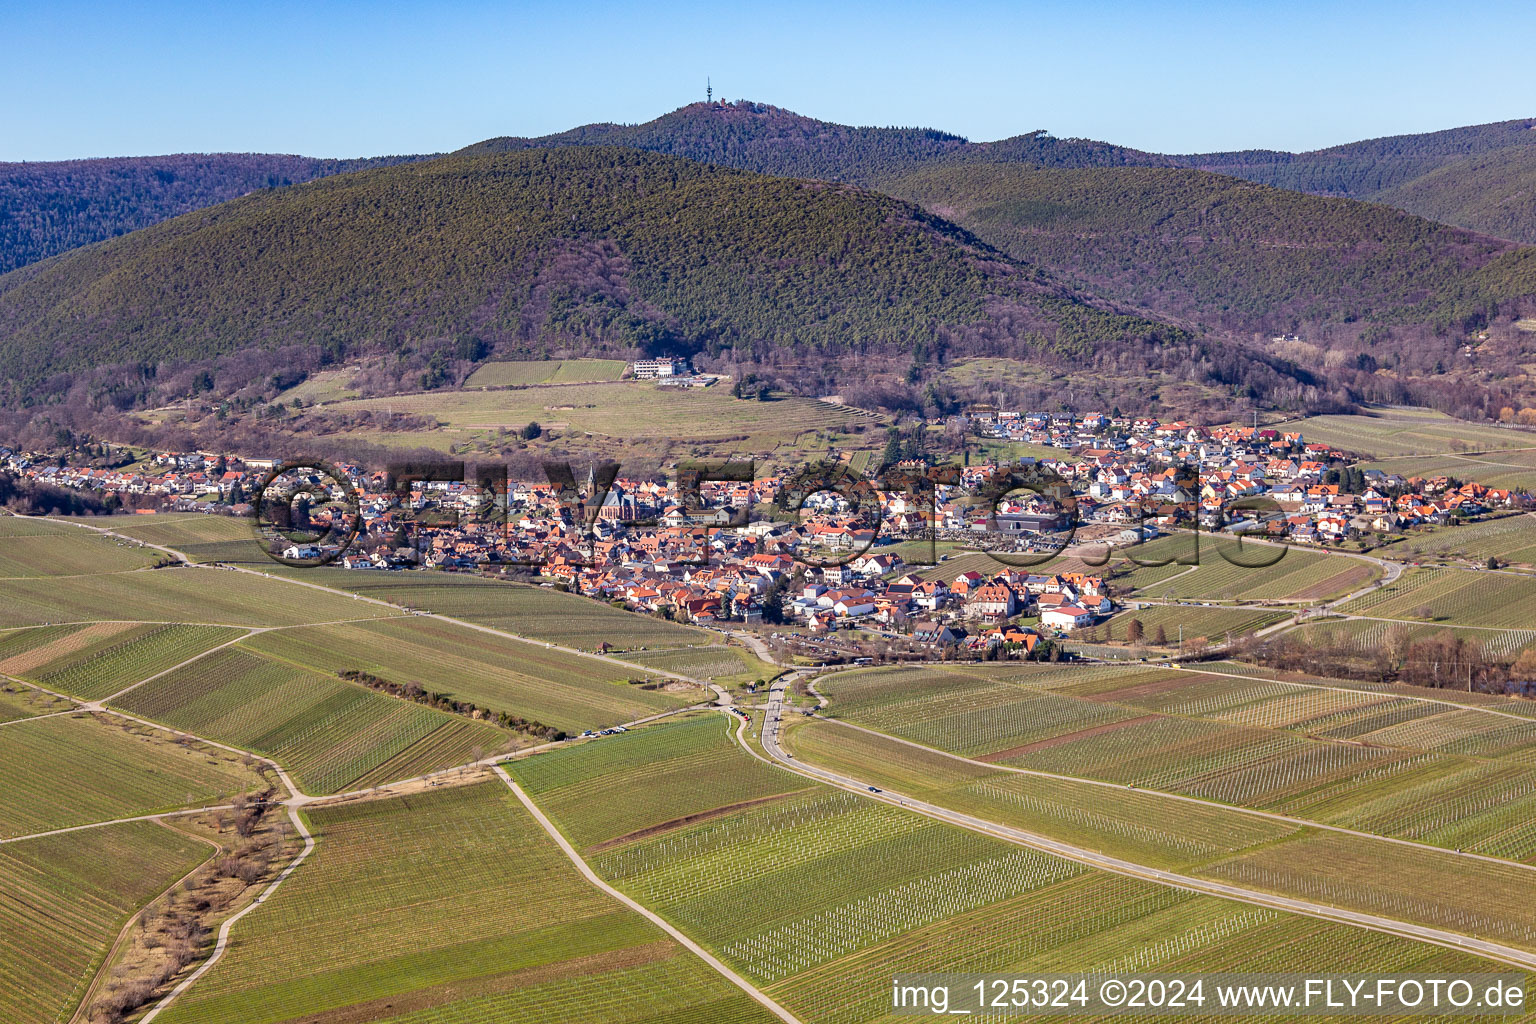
[0,147,1265,403]
[0,152,431,274]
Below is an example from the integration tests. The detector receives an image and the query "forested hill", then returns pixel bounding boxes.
[0,152,431,273]
[3,147,1282,404]
[458,101,1173,182]
[882,163,1536,343]
[1174,119,1536,244]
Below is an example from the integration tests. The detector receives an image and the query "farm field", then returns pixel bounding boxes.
[325,381,851,451]
[464,357,628,386]
[0,712,266,838]
[0,517,164,576]
[1134,546,1378,603]
[110,647,510,794]
[783,717,1298,870]
[9,622,246,700]
[1272,407,1536,458]
[265,567,709,649]
[1361,451,1536,492]
[507,715,804,850]
[87,512,271,564]
[0,820,212,1024]
[0,564,403,629]
[1392,513,1536,565]
[1202,831,1536,950]
[1293,616,1536,662]
[240,616,695,733]
[1096,604,1288,644]
[150,781,778,1024]
[623,645,779,686]
[0,682,73,723]
[1336,565,1536,628]
[523,705,1516,1024]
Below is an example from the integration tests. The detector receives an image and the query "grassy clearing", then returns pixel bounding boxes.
[0,565,402,629]
[508,715,804,850]
[465,358,628,387]
[240,617,694,733]
[0,712,265,838]
[17,623,246,700]
[0,820,211,1024]
[152,781,778,1024]
[267,567,708,649]
[1272,408,1536,458]
[0,683,73,723]
[327,381,845,449]
[111,647,509,795]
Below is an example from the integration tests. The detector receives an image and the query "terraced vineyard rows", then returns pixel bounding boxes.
[0,820,210,1023]
[1337,566,1536,628]
[110,647,508,794]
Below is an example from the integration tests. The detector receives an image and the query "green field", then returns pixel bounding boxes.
[269,568,708,649]
[0,820,211,1023]
[327,380,844,446]
[0,712,266,838]
[152,781,778,1024]
[464,358,628,387]
[1273,407,1536,458]
[508,715,805,850]
[0,682,73,723]
[110,647,509,794]
[0,564,403,629]
[240,616,694,733]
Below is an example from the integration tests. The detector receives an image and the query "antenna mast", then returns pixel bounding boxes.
[707,77,712,104]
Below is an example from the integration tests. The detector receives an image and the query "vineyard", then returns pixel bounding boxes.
[275,568,708,650]
[0,712,263,838]
[0,820,210,1024]
[1272,410,1531,458]
[623,645,778,686]
[464,357,628,386]
[1336,565,1536,628]
[1134,548,1378,603]
[1394,512,1536,565]
[150,781,776,1024]
[240,616,690,734]
[507,715,802,850]
[19,623,246,700]
[0,565,400,629]
[0,529,162,577]
[100,513,270,564]
[1096,605,1288,644]
[109,647,509,794]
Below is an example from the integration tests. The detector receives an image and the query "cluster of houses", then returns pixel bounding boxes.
[3,413,1527,647]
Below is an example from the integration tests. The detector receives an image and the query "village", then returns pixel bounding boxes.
[3,410,1527,660]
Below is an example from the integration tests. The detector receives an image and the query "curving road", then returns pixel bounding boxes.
[747,682,1536,972]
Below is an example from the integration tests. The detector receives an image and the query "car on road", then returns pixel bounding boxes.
[868,786,881,793]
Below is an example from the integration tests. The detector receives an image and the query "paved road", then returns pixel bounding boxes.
[748,684,1536,971]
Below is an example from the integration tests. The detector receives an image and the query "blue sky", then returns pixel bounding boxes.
[5,0,1534,161]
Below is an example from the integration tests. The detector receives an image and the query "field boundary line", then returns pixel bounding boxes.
[139,804,315,1024]
[748,697,1536,971]
[493,765,804,1024]
[806,712,1536,877]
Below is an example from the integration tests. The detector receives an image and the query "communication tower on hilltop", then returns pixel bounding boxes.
[707,77,712,104]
